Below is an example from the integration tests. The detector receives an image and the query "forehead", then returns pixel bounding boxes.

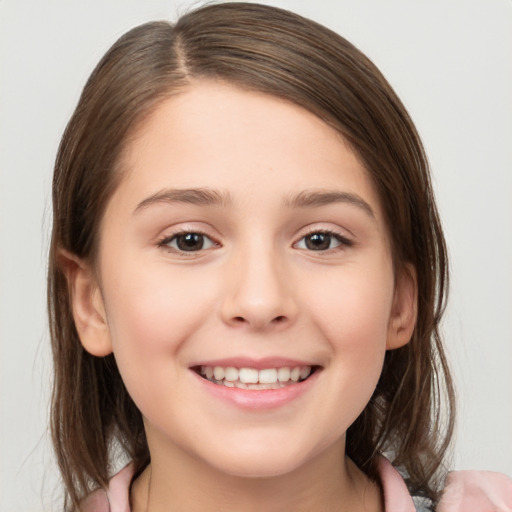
[113,80,385,221]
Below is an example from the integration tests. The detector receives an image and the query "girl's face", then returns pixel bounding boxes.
[74,81,415,478]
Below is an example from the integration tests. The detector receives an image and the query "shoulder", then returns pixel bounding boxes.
[437,470,512,512]
[80,459,512,512]
[377,457,512,512]
[80,463,134,512]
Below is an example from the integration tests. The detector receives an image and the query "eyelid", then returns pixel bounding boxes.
[157,227,220,254]
[293,227,354,252]
[155,224,353,255]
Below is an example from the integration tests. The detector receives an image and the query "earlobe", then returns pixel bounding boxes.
[386,263,418,350]
[59,250,113,357]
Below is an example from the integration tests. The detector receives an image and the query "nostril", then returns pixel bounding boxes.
[229,315,288,327]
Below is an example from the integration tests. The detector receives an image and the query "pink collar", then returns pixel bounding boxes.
[378,457,416,511]
[81,457,512,512]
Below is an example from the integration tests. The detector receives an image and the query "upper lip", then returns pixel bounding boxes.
[189,357,320,370]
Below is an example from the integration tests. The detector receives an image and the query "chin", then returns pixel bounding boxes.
[200,437,322,479]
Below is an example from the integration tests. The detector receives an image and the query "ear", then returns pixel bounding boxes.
[386,263,418,350]
[59,250,113,357]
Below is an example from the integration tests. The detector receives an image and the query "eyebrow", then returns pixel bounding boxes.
[284,190,375,218]
[133,187,375,219]
[133,188,232,214]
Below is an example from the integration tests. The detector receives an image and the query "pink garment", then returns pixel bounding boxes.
[438,470,512,512]
[81,458,512,512]
[80,464,133,512]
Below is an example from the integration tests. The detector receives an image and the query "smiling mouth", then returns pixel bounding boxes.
[194,365,318,390]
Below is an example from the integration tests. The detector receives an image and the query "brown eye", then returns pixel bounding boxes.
[296,231,351,251]
[164,232,216,252]
[176,233,204,251]
[304,233,332,250]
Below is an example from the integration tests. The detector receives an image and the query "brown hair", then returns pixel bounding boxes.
[49,2,454,509]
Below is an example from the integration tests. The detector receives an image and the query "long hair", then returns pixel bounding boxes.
[48,3,454,509]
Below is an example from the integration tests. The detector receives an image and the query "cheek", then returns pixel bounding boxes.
[301,259,394,407]
[305,261,394,347]
[100,261,218,384]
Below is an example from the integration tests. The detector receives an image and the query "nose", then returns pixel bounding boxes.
[220,246,298,332]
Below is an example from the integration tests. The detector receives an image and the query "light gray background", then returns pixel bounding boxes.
[1,0,511,510]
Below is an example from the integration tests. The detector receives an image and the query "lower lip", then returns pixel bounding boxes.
[191,370,319,410]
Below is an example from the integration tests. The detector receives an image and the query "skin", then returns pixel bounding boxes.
[65,81,417,511]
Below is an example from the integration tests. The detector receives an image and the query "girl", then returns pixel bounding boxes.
[48,2,511,511]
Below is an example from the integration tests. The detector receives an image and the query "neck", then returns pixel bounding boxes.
[131,436,382,512]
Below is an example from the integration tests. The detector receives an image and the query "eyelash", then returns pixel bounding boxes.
[157,228,353,255]
[294,229,353,253]
[157,230,218,255]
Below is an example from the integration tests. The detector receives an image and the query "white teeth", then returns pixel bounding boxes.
[239,368,259,384]
[277,367,291,382]
[200,365,313,388]
[258,368,277,384]
[248,383,276,390]
[213,366,225,380]
[300,366,311,379]
[224,367,239,382]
